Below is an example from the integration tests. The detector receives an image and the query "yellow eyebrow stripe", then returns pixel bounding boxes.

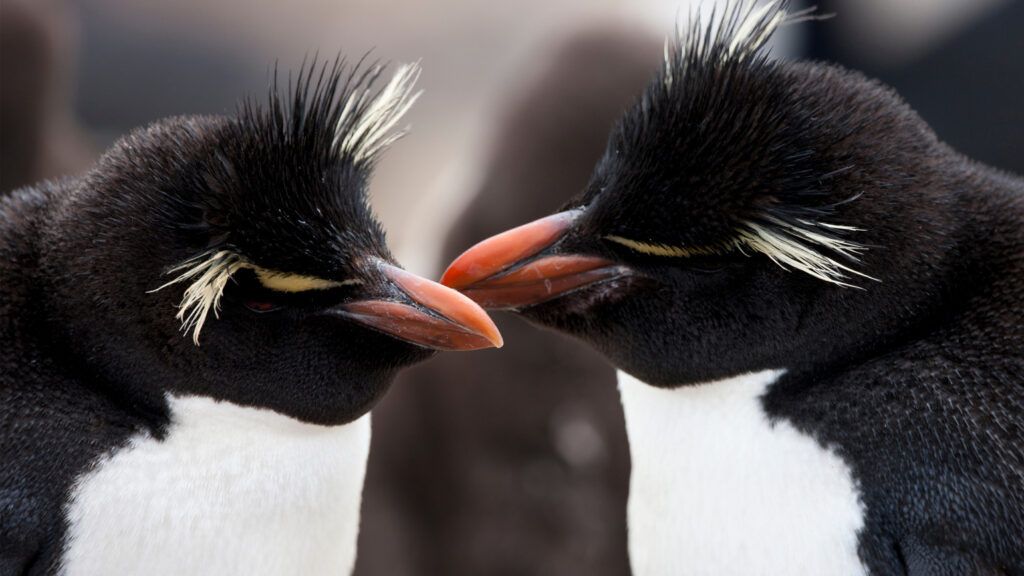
[252,268,360,293]
[604,235,725,258]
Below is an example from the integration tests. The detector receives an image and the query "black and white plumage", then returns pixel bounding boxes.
[0,57,500,575]
[441,2,1024,574]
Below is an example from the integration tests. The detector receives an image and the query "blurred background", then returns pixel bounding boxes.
[2,0,1021,574]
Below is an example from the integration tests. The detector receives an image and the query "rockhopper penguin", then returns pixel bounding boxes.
[441,2,1024,574]
[0,57,501,576]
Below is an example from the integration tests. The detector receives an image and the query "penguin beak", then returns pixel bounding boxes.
[338,260,503,351]
[440,210,626,310]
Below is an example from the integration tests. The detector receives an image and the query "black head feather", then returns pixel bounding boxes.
[203,55,421,270]
[152,56,423,340]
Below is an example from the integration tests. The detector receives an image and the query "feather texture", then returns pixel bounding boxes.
[605,1,871,287]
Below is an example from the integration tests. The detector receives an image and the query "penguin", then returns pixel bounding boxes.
[0,57,501,576]
[439,2,1024,575]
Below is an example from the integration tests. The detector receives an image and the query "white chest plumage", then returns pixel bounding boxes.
[61,395,371,576]
[618,369,867,576]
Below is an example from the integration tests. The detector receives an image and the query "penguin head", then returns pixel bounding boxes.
[48,57,500,424]
[441,2,956,386]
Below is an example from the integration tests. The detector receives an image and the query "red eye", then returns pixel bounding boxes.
[245,300,281,313]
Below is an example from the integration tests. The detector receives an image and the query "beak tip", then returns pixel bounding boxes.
[476,316,504,349]
[376,261,503,352]
[491,333,505,349]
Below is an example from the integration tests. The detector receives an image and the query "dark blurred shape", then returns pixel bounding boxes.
[0,0,91,193]
[806,0,1024,175]
[356,26,660,576]
[72,2,263,149]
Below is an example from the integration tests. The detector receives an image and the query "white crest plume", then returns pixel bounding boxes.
[737,218,877,288]
[150,250,247,345]
[334,62,423,162]
[664,0,822,87]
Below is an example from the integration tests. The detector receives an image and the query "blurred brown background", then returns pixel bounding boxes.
[2,0,1021,574]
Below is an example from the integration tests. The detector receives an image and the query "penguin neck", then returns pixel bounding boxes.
[37,197,179,423]
[61,394,372,575]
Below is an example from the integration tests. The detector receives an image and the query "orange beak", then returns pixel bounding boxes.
[340,260,502,351]
[441,210,626,309]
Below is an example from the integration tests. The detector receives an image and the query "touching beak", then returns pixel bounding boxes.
[440,210,626,310]
[339,259,503,351]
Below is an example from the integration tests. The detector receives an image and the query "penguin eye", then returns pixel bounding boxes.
[244,300,283,313]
